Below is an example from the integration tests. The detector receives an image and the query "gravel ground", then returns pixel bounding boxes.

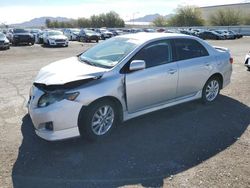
[0,38,249,188]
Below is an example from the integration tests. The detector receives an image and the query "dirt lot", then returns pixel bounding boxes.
[0,38,249,188]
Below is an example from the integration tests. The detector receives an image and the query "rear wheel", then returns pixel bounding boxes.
[78,100,118,141]
[202,77,221,104]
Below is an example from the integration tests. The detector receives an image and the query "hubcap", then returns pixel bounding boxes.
[205,80,219,101]
[91,105,114,136]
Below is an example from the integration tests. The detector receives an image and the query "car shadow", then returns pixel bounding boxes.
[12,95,250,188]
[41,44,68,48]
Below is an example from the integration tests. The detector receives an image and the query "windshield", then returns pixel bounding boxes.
[0,33,5,39]
[71,29,80,33]
[48,31,63,36]
[13,29,29,33]
[80,37,140,68]
[85,30,95,35]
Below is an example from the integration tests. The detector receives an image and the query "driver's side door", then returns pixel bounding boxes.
[125,40,178,113]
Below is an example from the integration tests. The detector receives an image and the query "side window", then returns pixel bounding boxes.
[132,40,172,68]
[173,39,209,61]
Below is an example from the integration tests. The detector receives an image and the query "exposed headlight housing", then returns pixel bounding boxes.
[38,91,79,108]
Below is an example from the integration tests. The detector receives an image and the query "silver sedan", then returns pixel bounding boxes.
[28,33,233,141]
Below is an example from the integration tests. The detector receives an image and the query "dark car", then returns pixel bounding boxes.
[11,29,35,46]
[198,30,226,40]
[95,28,113,40]
[0,32,10,50]
[228,30,243,39]
[78,29,100,43]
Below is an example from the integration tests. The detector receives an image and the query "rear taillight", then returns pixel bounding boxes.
[230,57,233,64]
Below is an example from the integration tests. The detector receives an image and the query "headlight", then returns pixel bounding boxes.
[38,91,79,108]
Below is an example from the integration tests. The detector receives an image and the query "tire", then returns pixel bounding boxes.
[202,77,221,104]
[96,39,99,43]
[247,67,250,71]
[78,100,118,141]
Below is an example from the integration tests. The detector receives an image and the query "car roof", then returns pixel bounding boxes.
[118,32,193,43]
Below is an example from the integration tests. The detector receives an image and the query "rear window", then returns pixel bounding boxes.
[173,38,209,61]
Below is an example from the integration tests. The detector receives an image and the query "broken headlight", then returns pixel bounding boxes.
[38,91,79,108]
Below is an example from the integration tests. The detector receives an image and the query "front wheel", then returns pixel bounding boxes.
[202,77,221,103]
[78,100,118,141]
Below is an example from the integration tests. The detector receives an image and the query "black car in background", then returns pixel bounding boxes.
[228,30,243,39]
[11,29,35,46]
[198,30,226,40]
[78,29,100,43]
[0,32,10,50]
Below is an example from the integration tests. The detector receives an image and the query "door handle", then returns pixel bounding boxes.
[168,69,177,74]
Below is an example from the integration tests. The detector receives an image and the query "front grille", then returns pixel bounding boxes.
[55,39,65,42]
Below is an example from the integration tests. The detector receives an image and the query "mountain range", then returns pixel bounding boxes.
[129,13,174,22]
[10,17,71,27]
[9,14,173,27]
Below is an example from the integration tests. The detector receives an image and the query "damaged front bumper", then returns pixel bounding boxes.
[27,85,82,141]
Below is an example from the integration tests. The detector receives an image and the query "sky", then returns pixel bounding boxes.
[0,0,245,24]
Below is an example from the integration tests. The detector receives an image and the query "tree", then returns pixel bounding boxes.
[243,14,250,25]
[45,19,52,28]
[167,6,204,27]
[153,16,168,27]
[209,9,241,26]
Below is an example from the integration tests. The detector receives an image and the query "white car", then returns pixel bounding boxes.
[64,28,80,41]
[28,33,232,141]
[245,52,250,71]
[43,30,68,47]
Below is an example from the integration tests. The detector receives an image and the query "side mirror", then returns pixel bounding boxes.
[129,60,146,71]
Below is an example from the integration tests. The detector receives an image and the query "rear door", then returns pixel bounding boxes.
[172,38,211,98]
[125,40,178,113]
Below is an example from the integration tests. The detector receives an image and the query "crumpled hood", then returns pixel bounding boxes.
[48,35,67,40]
[34,57,107,85]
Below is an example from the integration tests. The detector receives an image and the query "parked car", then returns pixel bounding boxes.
[108,29,123,36]
[0,32,10,49]
[215,30,235,40]
[43,30,68,47]
[64,28,80,41]
[244,52,250,71]
[228,30,243,39]
[78,29,100,43]
[11,28,35,45]
[27,33,232,141]
[95,28,113,40]
[198,30,226,40]
[30,29,42,43]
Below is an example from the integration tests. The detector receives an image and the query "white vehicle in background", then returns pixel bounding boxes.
[245,52,250,71]
[64,28,80,41]
[43,30,68,47]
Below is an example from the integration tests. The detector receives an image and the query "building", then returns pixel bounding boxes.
[199,2,250,20]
